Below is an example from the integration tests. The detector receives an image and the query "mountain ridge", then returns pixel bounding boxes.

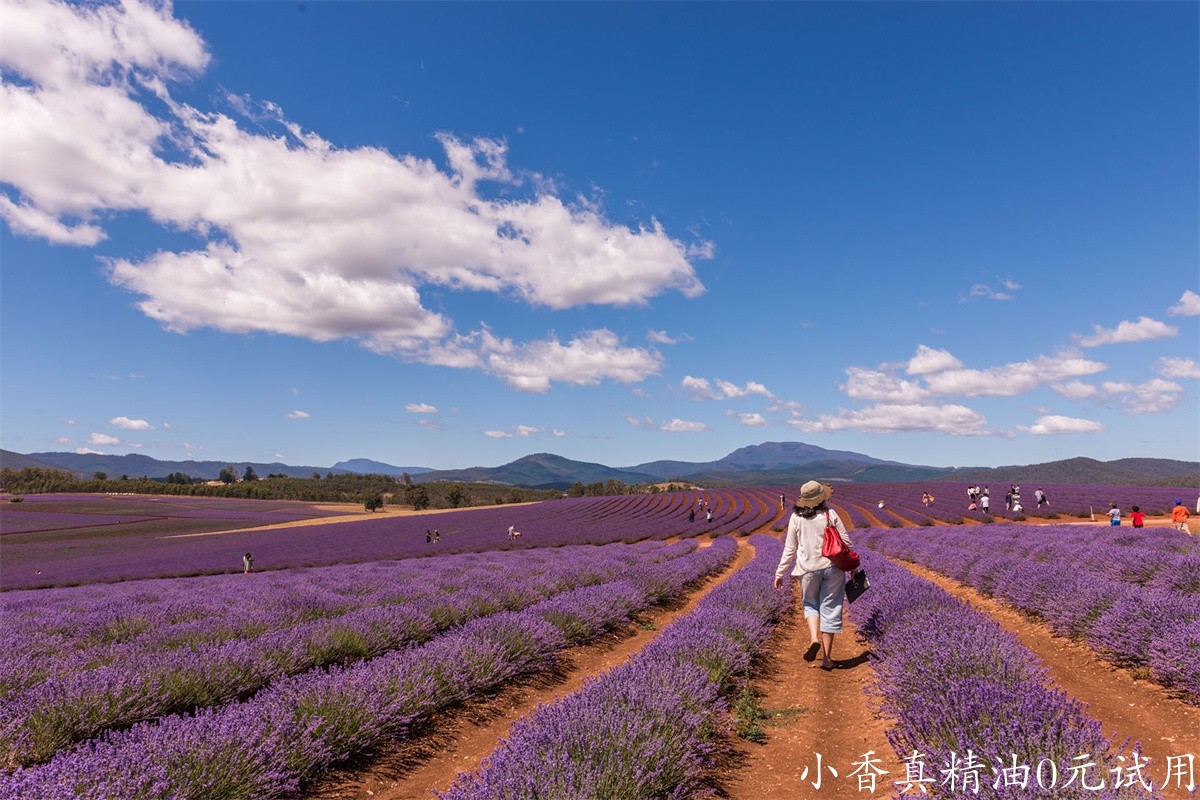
[3,444,1195,490]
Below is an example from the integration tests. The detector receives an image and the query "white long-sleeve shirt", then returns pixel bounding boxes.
[775,508,852,579]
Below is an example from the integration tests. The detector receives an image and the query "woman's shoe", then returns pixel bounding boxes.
[803,641,821,662]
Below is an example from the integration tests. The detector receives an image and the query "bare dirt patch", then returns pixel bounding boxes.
[719,603,894,799]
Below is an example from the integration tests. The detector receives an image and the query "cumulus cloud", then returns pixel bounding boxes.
[728,411,768,427]
[1158,356,1200,380]
[483,430,509,438]
[75,447,105,455]
[1168,290,1200,317]
[659,418,709,432]
[845,347,1105,402]
[0,0,708,393]
[788,403,990,435]
[622,413,707,432]
[1051,380,1099,400]
[1074,317,1178,347]
[647,329,689,345]
[405,402,438,414]
[109,416,152,430]
[428,328,663,392]
[483,424,543,438]
[88,432,120,445]
[1022,415,1104,435]
[1102,378,1184,415]
[285,410,310,419]
[681,375,773,401]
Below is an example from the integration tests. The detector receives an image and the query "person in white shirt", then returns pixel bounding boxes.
[774,480,852,671]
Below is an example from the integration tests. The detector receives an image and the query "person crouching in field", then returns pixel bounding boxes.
[774,481,852,672]
[1172,499,1191,533]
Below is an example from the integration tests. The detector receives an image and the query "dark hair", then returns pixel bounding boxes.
[796,502,828,519]
[1132,505,1140,512]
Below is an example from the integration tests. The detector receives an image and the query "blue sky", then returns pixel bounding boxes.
[1,1,1197,472]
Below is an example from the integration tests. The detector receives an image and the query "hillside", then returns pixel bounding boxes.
[937,456,1198,487]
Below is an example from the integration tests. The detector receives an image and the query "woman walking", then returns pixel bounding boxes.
[774,481,852,671]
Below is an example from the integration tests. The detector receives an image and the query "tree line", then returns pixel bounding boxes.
[0,467,561,510]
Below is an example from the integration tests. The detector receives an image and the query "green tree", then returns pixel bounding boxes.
[243,466,259,482]
[446,485,468,508]
[406,483,431,511]
[566,481,585,498]
[400,471,412,485]
[364,494,384,512]
[93,471,107,481]
[218,465,236,484]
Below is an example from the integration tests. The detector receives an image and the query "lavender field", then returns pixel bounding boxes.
[1,482,1197,798]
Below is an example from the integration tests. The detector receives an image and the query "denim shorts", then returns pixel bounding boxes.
[801,567,846,634]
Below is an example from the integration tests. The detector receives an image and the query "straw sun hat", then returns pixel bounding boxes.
[793,480,833,509]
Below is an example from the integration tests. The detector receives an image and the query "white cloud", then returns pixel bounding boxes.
[53,436,72,445]
[1168,290,1200,317]
[550,428,568,438]
[1074,316,1178,347]
[728,411,768,427]
[1158,356,1200,380]
[417,419,444,431]
[647,329,688,345]
[623,414,654,429]
[515,425,541,437]
[431,328,662,393]
[484,429,509,438]
[109,415,152,430]
[1,0,707,390]
[846,348,1105,403]
[1022,415,1104,435]
[659,418,709,432]
[1051,380,1099,400]
[405,402,439,414]
[843,367,931,403]
[966,281,1018,301]
[88,432,120,445]
[681,375,773,401]
[906,345,963,376]
[285,410,310,419]
[788,403,990,435]
[1102,378,1184,415]
[75,447,104,455]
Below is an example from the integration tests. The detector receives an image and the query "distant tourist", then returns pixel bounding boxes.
[1131,505,1145,528]
[689,508,696,523]
[980,493,989,512]
[706,508,713,523]
[434,529,441,542]
[780,494,786,508]
[922,491,934,506]
[1108,503,1121,527]
[1172,499,1191,534]
[508,525,515,540]
[426,530,432,543]
[243,552,253,574]
[1035,488,1048,508]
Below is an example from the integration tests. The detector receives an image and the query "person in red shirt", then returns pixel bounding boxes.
[1130,506,1145,528]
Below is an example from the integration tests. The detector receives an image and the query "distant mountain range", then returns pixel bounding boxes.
[3,442,1195,490]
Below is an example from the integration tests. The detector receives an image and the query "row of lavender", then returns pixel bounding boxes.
[864,525,1200,703]
[848,547,1164,799]
[1,541,704,767]
[0,538,739,798]
[440,534,788,799]
[3,489,774,590]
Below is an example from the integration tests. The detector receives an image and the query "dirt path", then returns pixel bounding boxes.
[897,559,1200,761]
[719,600,895,798]
[306,536,757,800]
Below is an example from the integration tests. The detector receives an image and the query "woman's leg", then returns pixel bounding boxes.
[817,568,846,668]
